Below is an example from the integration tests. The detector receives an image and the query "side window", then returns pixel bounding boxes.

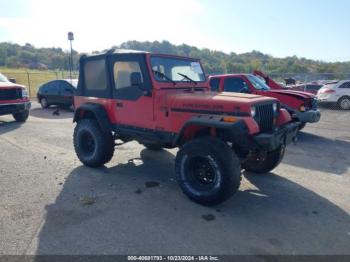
[113,61,143,90]
[306,85,322,91]
[84,59,107,91]
[223,77,247,93]
[47,82,58,93]
[60,82,74,93]
[339,82,350,89]
[41,84,48,92]
[210,78,220,91]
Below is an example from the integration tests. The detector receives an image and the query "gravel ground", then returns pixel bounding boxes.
[0,103,349,255]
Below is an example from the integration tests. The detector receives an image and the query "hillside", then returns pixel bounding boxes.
[1,41,350,78]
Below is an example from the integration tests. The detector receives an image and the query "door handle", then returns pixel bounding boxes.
[116,102,123,108]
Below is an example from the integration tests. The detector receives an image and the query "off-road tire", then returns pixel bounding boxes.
[40,97,48,109]
[175,137,241,206]
[337,96,350,110]
[73,119,115,167]
[142,143,162,150]
[242,146,285,174]
[298,122,306,131]
[12,110,29,122]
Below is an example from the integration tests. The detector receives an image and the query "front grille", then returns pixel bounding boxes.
[0,104,17,114]
[254,103,274,132]
[311,98,318,110]
[0,88,21,101]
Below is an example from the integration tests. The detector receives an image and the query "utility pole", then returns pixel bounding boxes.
[68,32,74,81]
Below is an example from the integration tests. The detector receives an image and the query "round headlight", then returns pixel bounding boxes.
[272,103,278,112]
[251,106,256,117]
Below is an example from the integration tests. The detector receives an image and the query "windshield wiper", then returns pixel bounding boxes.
[152,70,176,85]
[177,73,197,85]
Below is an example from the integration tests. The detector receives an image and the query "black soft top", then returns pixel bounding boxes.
[80,49,149,62]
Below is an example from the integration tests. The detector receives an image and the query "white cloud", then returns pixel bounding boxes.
[0,0,215,53]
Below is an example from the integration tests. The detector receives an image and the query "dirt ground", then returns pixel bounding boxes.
[0,103,349,255]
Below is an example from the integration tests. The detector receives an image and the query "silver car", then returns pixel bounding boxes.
[317,80,350,110]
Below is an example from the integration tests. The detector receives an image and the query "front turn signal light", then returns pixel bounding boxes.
[222,116,237,123]
[300,105,306,112]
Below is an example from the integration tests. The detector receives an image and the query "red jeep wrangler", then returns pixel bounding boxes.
[209,73,321,130]
[0,73,31,122]
[73,50,299,205]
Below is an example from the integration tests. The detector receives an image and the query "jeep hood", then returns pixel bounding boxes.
[268,89,315,99]
[165,91,276,114]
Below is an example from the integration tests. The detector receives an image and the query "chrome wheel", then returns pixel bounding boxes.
[339,98,350,110]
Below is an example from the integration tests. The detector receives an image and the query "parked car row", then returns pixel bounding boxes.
[208,74,320,130]
[252,70,350,110]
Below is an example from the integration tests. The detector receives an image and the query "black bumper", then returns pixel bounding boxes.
[295,110,321,123]
[0,102,31,116]
[253,121,300,151]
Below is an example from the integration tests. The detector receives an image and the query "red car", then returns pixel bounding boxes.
[72,50,299,205]
[0,73,31,122]
[209,73,321,129]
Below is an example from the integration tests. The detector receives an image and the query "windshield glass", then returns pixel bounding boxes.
[324,82,338,89]
[247,75,270,90]
[66,79,78,88]
[150,56,206,83]
[0,73,9,83]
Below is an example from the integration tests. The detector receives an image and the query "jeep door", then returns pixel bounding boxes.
[109,54,154,129]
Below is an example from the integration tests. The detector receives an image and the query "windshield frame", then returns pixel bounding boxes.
[149,55,207,84]
[246,74,270,91]
[0,73,9,83]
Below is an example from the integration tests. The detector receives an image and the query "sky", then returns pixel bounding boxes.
[0,0,349,62]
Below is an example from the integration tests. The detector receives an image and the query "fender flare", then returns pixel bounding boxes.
[173,115,247,146]
[73,103,112,132]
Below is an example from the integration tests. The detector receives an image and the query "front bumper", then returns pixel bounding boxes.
[295,109,321,123]
[253,121,300,151]
[317,100,337,107]
[0,101,31,116]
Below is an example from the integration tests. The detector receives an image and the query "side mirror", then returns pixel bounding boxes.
[9,78,16,84]
[130,72,151,96]
[241,86,251,94]
[130,72,142,86]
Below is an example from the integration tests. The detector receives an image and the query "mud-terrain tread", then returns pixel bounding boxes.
[242,146,285,174]
[175,136,241,206]
[142,143,163,150]
[73,119,114,167]
[12,110,29,122]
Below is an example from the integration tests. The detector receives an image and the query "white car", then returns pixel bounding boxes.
[317,80,350,110]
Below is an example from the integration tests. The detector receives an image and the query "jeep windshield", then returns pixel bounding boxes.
[150,56,206,83]
[247,75,270,91]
